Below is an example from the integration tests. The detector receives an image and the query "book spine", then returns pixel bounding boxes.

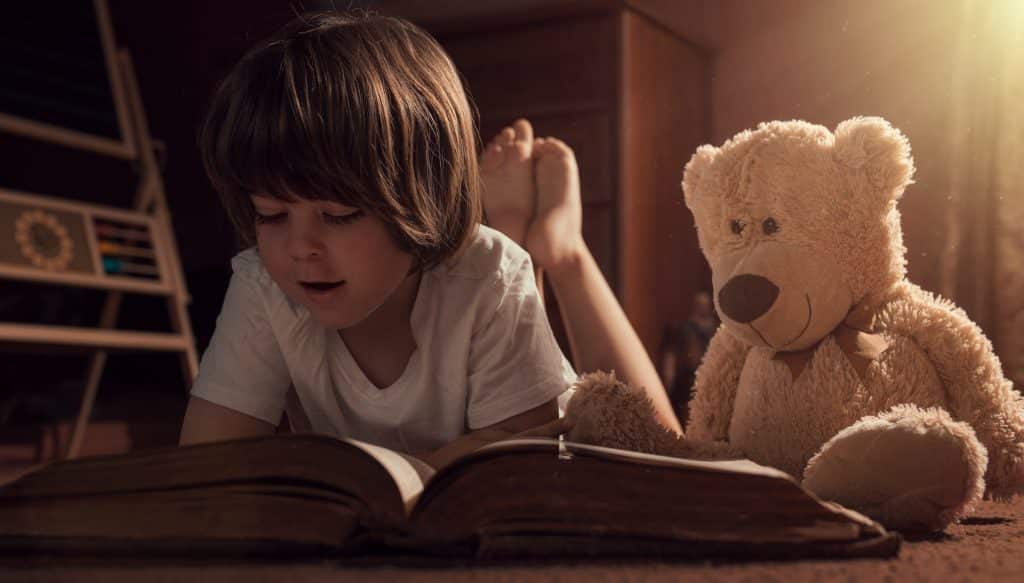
[473,532,902,561]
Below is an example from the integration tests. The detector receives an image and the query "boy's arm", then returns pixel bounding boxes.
[413,398,564,470]
[180,264,293,446]
[179,396,276,446]
[542,245,683,435]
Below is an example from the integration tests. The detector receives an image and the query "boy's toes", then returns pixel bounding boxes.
[499,126,515,144]
[480,141,505,172]
[505,119,533,161]
[512,118,534,146]
[535,137,576,165]
[481,126,518,172]
[485,124,533,164]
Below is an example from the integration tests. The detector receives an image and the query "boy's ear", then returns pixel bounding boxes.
[833,116,915,201]
[682,145,719,209]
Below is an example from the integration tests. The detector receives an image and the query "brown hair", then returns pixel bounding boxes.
[199,11,481,270]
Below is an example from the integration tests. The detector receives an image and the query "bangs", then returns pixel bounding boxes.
[202,41,372,210]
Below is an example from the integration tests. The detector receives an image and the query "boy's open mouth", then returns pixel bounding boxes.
[300,280,344,291]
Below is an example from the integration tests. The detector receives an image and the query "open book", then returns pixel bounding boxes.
[0,434,899,560]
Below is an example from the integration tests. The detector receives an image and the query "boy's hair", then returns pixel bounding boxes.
[200,11,481,270]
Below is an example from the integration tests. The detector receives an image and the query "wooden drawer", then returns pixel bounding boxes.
[442,14,617,118]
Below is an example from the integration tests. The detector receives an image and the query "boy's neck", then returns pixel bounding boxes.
[337,270,422,388]
[340,270,421,342]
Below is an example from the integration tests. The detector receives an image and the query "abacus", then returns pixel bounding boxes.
[0,188,169,293]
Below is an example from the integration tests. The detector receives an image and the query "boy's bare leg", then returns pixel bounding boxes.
[479,122,682,434]
[529,138,683,434]
[480,119,535,246]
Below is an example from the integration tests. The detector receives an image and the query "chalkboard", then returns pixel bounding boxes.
[0,0,133,158]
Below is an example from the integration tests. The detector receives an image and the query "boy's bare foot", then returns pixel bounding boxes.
[527,137,585,274]
[480,119,535,245]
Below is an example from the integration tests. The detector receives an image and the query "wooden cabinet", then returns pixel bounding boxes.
[424,6,713,358]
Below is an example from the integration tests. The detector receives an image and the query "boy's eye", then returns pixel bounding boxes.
[323,209,364,225]
[254,212,286,225]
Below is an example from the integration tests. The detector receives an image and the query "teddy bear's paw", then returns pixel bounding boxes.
[984,453,1024,501]
[802,406,986,531]
[564,371,680,455]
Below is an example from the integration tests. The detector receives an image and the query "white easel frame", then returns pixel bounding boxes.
[0,0,197,459]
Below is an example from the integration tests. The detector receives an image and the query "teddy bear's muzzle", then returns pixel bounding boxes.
[718,273,779,323]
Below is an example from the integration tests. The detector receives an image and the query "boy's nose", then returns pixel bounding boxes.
[286,226,326,260]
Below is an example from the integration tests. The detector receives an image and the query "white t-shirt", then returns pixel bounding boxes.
[190,225,577,453]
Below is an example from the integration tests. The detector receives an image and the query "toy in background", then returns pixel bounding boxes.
[567,117,1024,533]
[657,291,718,425]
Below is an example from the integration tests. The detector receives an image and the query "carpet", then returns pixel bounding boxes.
[1,499,1020,582]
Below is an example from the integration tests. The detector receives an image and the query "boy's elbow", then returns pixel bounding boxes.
[179,396,276,446]
[487,398,560,435]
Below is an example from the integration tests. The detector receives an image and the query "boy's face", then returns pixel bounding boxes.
[251,194,416,329]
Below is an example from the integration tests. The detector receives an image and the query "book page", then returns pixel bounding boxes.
[478,437,793,480]
[345,439,434,513]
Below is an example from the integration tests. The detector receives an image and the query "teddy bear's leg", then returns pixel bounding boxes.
[802,405,988,532]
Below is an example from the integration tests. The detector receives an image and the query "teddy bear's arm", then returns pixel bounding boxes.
[685,325,750,441]
[893,291,1024,497]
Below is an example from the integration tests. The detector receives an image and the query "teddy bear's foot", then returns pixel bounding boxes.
[802,405,987,532]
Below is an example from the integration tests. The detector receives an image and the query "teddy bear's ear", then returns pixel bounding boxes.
[833,116,915,200]
[682,145,719,209]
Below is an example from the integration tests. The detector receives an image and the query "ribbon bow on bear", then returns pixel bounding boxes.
[771,302,889,382]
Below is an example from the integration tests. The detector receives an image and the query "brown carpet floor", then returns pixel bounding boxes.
[2,499,1021,582]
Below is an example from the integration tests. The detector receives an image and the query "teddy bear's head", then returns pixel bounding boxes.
[682,117,914,351]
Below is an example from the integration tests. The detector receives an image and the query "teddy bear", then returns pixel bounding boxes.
[565,117,1024,532]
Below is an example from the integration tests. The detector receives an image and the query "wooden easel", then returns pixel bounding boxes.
[0,0,197,459]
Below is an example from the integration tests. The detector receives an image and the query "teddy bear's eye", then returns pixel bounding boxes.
[762,217,780,235]
[730,219,745,235]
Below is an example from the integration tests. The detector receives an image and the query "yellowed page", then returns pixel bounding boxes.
[345,438,435,514]
[478,437,793,480]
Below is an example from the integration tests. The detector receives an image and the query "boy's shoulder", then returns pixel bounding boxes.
[231,247,264,273]
[229,247,275,288]
[438,225,532,283]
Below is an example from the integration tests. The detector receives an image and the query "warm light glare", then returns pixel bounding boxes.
[994,0,1024,43]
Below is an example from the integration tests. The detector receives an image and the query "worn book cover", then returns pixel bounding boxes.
[0,433,900,560]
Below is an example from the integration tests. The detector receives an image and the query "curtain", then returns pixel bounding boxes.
[945,0,1024,389]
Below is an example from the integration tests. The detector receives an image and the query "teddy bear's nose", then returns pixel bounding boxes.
[718,274,779,323]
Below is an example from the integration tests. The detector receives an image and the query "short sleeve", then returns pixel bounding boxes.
[466,255,578,429]
[190,270,291,425]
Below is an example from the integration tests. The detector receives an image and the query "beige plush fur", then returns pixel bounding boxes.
[566,117,1024,532]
